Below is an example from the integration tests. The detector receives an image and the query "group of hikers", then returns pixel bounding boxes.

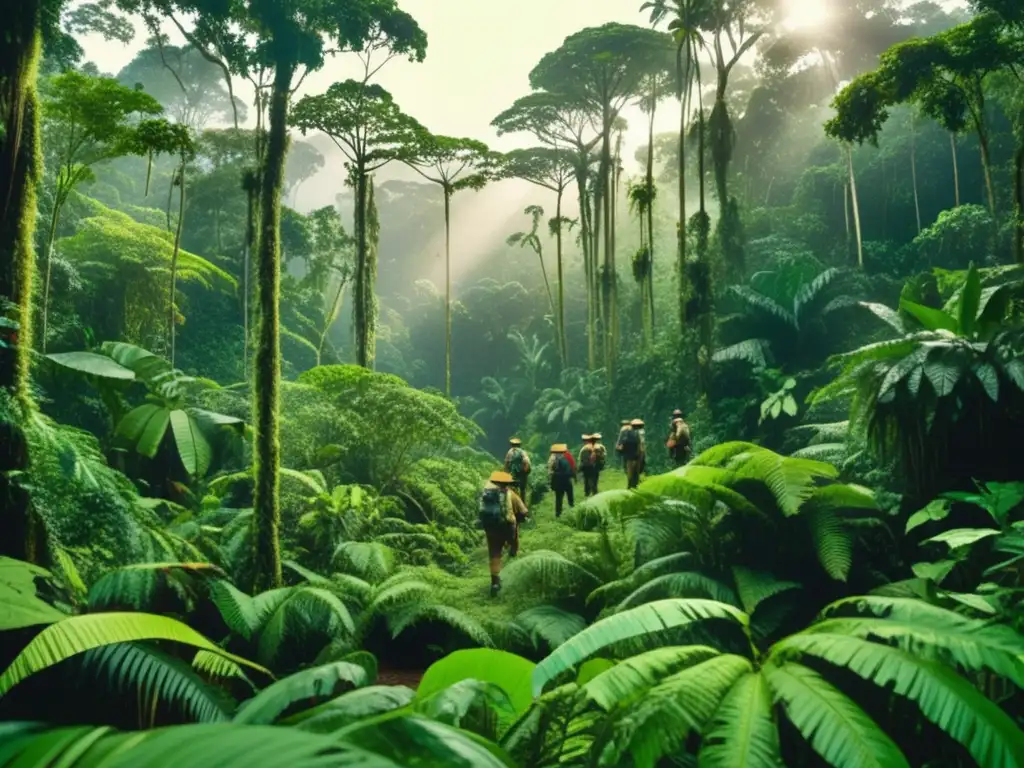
[478,409,693,596]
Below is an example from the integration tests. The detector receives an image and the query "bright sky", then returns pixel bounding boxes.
[77,0,670,152]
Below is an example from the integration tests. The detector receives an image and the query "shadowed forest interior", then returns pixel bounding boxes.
[1,0,1024,765]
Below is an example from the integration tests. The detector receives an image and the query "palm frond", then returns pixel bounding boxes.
[763,661,908,768]
[581,645,721,710]
[617,572,738,611]
[699,670,781,768]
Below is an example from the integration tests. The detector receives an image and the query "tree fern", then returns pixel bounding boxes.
[514,606,586,650]
[80,643,231,724]
[333,541,394,583]
[253,586,355,666]
[763,661,907,768]
[0,612,267,697]
[501,551,600,598]
[698,670,781,768]
[581,645,721,711]
[603,655,753,768]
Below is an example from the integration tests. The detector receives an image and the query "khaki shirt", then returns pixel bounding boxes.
[670,419,691,446]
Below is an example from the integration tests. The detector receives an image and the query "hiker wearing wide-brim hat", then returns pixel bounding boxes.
[578,432,607,498]
[503,438,532,500]
[620,419,647,489]
[479,471,529,598]
[616,420,631,468]
[547,443,576,518]
[667,412,693,467]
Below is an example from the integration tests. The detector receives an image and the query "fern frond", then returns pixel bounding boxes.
[515,606,587,650]
[386,604,494,647]
[501,551,599,598]
[617,573,738,612]
[711,339,771,368]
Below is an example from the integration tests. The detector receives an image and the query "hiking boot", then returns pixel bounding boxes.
[490,581,501,598]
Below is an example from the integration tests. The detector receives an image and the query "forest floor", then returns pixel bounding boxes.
[423,468,630,623]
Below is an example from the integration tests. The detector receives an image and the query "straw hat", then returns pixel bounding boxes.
[672,409,683,417]
[620,419,630,426]
[591,433,603,440]
[581,433,593,441]
[509,437,522,446]
[489,470,514,484]
[631,418,645,427]
[550,443,568,453]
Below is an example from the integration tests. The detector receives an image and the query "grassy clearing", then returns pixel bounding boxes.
[421,468,630,625]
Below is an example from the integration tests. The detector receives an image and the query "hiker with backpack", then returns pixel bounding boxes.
[578,433,607,497]
[618,418,647,489]
[503,438,532,500]
[547,443,576,518]
[667,412,693,466]
[616,420,630,468]
[479,470,528,597]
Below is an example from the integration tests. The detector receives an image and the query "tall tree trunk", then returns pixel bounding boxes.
[609,135,621,377]
[846,146,864,269]
[677,61,689,331]
[39,192,61,353]
[911,116,922,235]
[353,167,369,367]
[365,175,379,369]
[593,155,605,364]
[168,162,186,365]
[1014,143,1024,265]
[978,130,997,219]
[443,187,452,397]
[555,189,567,366]
[646,82,656,336]
[577,171,596,370]
[0,1,44,563]
[250,63,292,594]
[951,133,961,207]
[601,124,613,374]
[317,278,347,367]
[243,170,259,380]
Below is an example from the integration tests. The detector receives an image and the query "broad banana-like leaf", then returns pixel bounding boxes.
[417,648,535,720]
[763,661,907,768]
[169,409,212,477]
[0,612,268,696]
[234,661,368,724]
[532,599,748,697]
[46,351,135,380]
[117,403,170,458]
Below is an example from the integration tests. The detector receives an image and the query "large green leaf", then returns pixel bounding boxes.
[698,670,781,768]
[46,351,135,380]
[0,612,268,696]
[514,606,586,649]
[285,685,416,732]
[117,403,170,458]
[0,557,67,630]
[956,263,981,337]
[772,633,1024,767]
[582,645,721,710]
[923,527,1000,550]
[532,599,748,697]
[417,649,535,720]
[763,661,907,768]
[99,341,174,383]
[335,713,516,767]
[234,661,368,724]
[169,409,212,477]
[0,718,510,767]
[923,355,963,398]
[899,298,957,333]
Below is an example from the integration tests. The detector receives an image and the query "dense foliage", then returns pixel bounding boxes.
[0,0,1022,765]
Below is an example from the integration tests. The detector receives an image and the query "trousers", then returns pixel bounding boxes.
[582,469,600,496]
[554,485,575,516]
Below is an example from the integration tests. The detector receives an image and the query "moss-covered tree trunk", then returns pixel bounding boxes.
[365,175,379,368]
[576,170,596,370]
[353,167,369,368]
[0,1,43,563]
[950,133,961,207]
[1014,143,1024,265]
[677,56,689,332]
[250,63,292,594]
